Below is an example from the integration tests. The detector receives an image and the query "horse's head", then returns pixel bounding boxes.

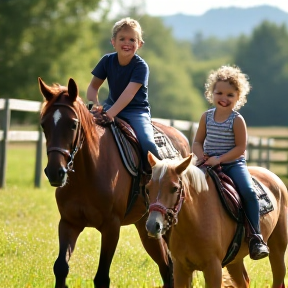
[145,152,193,238]
[39,77,86,187]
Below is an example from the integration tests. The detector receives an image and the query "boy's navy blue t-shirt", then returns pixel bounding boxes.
[91,52,150,112]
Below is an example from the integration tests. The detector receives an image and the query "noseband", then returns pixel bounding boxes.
[46,102,84,172]
[149,178,185,231]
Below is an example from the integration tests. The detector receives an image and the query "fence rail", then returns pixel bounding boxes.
[0,98,43,188]
[1,98,287,188]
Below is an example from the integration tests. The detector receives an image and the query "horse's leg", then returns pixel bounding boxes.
[135,215,174,288]
[94,219,120,288]
[54,219,83,288]
[202,259,222,288]
[267,215,288,288]
[173,261,192,288]
[225,260,250,288]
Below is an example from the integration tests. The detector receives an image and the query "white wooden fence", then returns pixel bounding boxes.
[1,98,287,188]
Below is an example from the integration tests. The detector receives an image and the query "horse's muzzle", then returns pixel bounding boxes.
[44,166,68,187]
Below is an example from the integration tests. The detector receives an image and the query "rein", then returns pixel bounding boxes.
[149,178,185,230]
[46,102,84,172]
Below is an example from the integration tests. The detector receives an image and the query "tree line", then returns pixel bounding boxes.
[1,0,288,126]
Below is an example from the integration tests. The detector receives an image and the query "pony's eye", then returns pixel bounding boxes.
[172,187,178,194]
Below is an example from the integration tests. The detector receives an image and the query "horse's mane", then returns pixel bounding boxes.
[152,155,209,200]
[40,83,98,154]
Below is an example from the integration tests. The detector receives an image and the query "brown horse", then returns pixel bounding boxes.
[145,152,288,288]
[38,77,190,288]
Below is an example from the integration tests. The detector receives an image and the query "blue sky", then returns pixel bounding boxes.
[108,0,288,16]
[145,0,288,15]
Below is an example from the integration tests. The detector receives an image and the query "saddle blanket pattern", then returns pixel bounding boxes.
[153,124,180,160]
[253,177,274,215]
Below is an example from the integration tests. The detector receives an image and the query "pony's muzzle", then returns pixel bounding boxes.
[146,211,164,239]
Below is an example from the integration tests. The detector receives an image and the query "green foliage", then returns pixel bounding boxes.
[192,33,239,61]
[2,1,288,126]
[234,21,288,126]
[0,0,102,101]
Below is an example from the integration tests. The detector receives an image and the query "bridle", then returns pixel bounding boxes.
[148,178,185,232]
[46,102,84,172]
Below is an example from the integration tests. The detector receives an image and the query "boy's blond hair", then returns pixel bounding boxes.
[112,17,144,44]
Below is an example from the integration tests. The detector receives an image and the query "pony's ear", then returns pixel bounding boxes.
[147,151,158,167]
[38,77,54,101]
[67,78,78,102]
[175,154,192,175]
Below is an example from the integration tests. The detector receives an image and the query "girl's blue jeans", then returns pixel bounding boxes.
[221,158,260,234]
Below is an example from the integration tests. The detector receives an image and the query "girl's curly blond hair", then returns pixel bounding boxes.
[204,65,251,111]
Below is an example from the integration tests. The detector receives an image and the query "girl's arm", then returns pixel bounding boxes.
[192,112,207,161]
[206,115,247,166]
[106,82,142,118]
[87,76,105,105]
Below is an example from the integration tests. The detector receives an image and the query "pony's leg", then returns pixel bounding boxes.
[94,220,120,288]
[225,260,250,288]
[173,261,192,288]
[267,216,288,288]
[54,219,83,288]
[202,259,222,288]
[135,215,174,288]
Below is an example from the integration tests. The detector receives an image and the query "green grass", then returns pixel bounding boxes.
[1,144,288,287]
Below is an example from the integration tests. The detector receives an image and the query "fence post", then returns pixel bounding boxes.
[266,138,272,170]
[0,99,11,188]
[257,137,262,166]
[34,125,43,188]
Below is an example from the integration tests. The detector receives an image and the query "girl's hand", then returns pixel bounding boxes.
[205,156,221,167]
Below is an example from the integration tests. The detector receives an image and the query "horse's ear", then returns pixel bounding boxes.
[147,151,158,167]
[175,154,192,175]
[38,77,54,101]
[67,78,78,102]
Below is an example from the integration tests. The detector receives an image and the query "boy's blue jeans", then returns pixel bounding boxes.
[221,158,260,234]
[105,106,160,171]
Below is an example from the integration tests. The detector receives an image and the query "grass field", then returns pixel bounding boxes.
[0,141,288,287]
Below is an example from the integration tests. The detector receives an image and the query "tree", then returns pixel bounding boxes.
[0,0,104,102]
[235,21,288,126]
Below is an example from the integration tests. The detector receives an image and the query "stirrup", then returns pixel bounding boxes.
[249,234,269,260]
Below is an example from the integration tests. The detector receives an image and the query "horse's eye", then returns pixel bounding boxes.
[72,122,78,130]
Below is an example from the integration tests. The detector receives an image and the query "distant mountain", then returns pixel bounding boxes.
[161,5,288,40]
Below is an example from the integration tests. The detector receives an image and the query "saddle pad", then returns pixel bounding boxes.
[153,125,180,160]
[252,177,274,215]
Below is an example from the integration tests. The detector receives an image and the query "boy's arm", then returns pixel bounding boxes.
[106,82,142,118]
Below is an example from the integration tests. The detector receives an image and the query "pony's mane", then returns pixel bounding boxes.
[40,83,97,152]
[152,155,208,199]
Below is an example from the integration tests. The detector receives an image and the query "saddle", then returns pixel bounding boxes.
[90,106,180,216]
[198,163,274,267]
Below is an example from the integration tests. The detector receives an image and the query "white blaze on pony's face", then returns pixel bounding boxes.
[53,109,62,126]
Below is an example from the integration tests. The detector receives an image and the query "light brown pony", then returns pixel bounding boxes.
[145,152,288,288]
[38,78,191,288]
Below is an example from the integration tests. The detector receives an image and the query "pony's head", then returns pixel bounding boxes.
[145,152,208,238]
[39,77,96,187]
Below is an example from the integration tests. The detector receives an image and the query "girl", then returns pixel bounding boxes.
[192,65,269,260]
[86,17,160,173]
